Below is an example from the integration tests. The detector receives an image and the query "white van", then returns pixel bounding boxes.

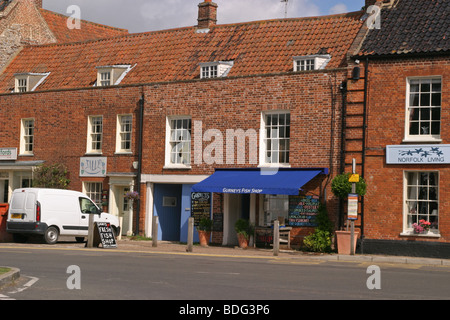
[6,188,120,244]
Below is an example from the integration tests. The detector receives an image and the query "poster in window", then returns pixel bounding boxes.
[288,195,320,227]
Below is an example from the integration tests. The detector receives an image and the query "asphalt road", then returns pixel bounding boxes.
[1,245,449,302]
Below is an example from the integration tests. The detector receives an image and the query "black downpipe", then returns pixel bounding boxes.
[360,58,369,253]
[338,80,348,230]
[135,93,144,235]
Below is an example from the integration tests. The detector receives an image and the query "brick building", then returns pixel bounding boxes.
[346,0,450,257]
[0,0,366,244]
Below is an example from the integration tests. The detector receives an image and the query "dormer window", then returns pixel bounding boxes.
[200,61,234,79]
[293,55,331,72]
[96,64,134,87]
[14,73,50,93]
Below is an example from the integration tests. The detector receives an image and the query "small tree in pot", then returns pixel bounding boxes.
[197,217,213,247]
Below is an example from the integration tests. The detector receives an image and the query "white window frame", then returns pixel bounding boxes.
[404,77,442,142]
[200,61,234,79]
[402,171,440,236]
[116,114,132,153]
[19,118,35,155]
[83,182,103,207]
[164,116,192,169]
[96,65,134,87]
[293,55,331,72]
[14,73,50,93]
[86,116,103,154]
[259,111,291,167]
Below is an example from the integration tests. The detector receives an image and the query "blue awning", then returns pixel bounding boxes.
[191,168,328,195]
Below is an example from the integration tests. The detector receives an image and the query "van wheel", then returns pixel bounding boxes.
[44,227,59,245]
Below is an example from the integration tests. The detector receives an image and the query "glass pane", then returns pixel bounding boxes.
[420,108,430,120]
[431,93,441,106]
[410,94,420,106]
[420,82,431,92]
[409,80,420,92]
[431,122,440,135]
[420,93,430,106]
[409,122,419,135]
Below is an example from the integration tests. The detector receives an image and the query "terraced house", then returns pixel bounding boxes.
[0,0,447,257]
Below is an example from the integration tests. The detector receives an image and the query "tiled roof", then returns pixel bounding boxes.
[0,11,364,92]
[359,0,449,56]
[39,9,128,43]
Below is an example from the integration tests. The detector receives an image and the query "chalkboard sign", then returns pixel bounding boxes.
[191,192,211,226]
[95,222,117,248]
[288,195,320,227]
[212,212,223,232]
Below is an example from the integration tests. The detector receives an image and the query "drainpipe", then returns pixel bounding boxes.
[135,91,144,235]
[338,80,348,230]
[360,57,369,253]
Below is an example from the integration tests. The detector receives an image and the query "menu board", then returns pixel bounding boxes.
[288,195,320,227]
[191,192,211,226]
[95,222,117,248]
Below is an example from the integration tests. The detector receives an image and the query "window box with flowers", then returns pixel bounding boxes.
[412,219,431,234]
[125,191,139,201]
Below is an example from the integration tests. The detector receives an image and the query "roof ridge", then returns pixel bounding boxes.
[21,10,364,50]
[39,8,128,33]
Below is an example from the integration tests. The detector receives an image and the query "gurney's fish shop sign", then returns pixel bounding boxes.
[386,145,450,164]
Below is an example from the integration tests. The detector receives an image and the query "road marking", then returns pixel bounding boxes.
[7,276,39,294]
[0,294,15,300]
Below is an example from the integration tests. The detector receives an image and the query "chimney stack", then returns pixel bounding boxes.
[197,0,218,29]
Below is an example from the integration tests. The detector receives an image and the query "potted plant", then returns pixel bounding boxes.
[197,216,213,247]
[235,219,254,249]
[331,172,367,254]
[413,219,431,234]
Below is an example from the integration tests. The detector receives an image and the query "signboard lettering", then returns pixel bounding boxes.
[191,192,211,226]
[386,145,450,164]
[288,195,320,227]
[94,222,117,248]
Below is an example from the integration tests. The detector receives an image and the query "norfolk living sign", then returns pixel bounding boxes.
[386,145,450,164]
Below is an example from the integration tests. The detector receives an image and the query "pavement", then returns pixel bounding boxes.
[1,238,450,289]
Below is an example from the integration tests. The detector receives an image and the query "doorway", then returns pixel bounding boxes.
[224,194,250,246]
[120,187,132,236]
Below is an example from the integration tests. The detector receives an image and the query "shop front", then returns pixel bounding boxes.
[191,168,329,247]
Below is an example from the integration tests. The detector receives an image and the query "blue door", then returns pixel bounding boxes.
[153,184,182,241]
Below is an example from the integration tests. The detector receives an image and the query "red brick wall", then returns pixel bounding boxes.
[363,56,450,243]
[0,87,141,191]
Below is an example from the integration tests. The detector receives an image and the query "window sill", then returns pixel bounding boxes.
[114,151,133,155]
[18,153,34,157]
[163,165,192,170]
[400,231,441,238]
[402,137,442,144]
[258,163,291,168]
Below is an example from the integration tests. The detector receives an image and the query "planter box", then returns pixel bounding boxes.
[336,230,359,255]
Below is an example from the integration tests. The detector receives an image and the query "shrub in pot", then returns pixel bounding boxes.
[235,219,253,248]
[198,217,213,247]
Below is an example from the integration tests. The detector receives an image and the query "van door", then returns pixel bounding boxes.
[78,197,99,236]
[9,190,36,223]
[42,194,80,235]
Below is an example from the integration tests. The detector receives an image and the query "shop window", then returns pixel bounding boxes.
[84,182,103,207]
[404,171,439,234]
[405,77,441,142]
[116,114,132,153]
[263,194,289,226]
[20,118,34,155]
[165,116,192,168]
[260,111,290,165]
[87,116,103,154]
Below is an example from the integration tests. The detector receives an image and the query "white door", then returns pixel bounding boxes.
[120,187,131,236]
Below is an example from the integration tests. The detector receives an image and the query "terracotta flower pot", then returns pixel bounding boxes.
[198,230,211,247]
[237,233,249,249]
[335,230,359,255]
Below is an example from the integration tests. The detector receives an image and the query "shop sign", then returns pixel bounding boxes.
[80,157,107,177]
[288,195,320,227]
[0,148,17,160]
[386,145,450,164]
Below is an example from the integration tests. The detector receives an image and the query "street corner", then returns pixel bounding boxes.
[0,267,20,289]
